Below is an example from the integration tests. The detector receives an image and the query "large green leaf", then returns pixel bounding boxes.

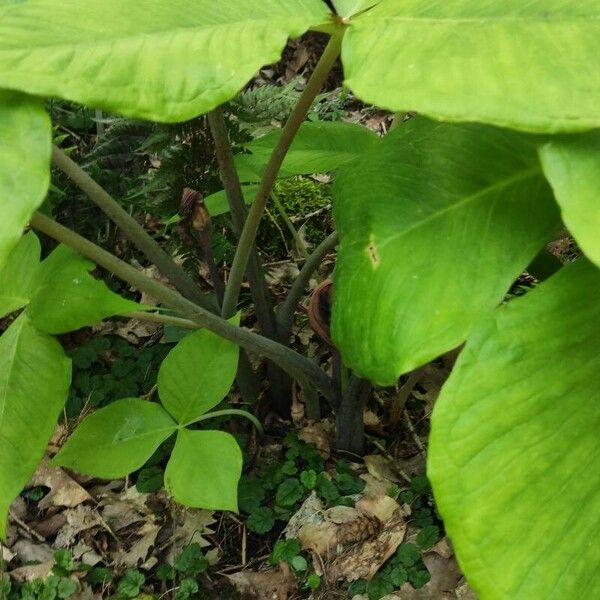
[157,324,239,424]
[539,132,600,267]
[53,399,176,479]
[333,0,380,18]
[429,259,600,599]
[26,244,143,334]
[0,314,71,539]
[0,0,329,122]
[0,232,41,319]
[0,91,50,272]
[235,121,380,182]
[343,1,600,133]
[205,185,258,217]
[164,429,242,512]
[331,118,559,385]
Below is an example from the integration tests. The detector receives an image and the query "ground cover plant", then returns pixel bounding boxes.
[1,1,600,598]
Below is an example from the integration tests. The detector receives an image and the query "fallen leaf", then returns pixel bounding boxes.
[55,505,103,548]
[227,565,296,600]
[164,507,216,566]
[99,487,150,532]
[114,521,159,568]
[9,560,54,583]
[11,540,54,564]
[356,495,399,522]
[329,509,407,582]
[1,543,15,562]
[364,455,404,484]
[298,423,332,458]
[27,458,92,510]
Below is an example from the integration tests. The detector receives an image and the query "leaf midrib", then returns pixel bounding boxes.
[377,166,540,251]
[364,15,600,25]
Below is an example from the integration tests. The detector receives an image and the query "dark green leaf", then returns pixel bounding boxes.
[246,507,275,534]
[396,543,421,568]
[238,476,266,513]
[275,479,304,507]
[270,539,301,565]
[117,569,145,598]
[416,525,440,550]
[174,543,208,575]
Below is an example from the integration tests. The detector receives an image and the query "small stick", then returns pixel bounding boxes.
[404,409,426,454]
[9,511,46,542]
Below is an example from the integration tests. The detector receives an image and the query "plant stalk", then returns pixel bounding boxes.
[277,231,338,342]
[271,191,309,258]
[220,32,342,319]
[207,107,293,412]
[336,376,371,454]
[52,146,218,312]
[126,311,199,330]
[206,108,279,336]
[30,212,338,405]
[182,409,263,436]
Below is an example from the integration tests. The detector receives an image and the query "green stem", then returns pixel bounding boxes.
[271,191,309,258]
[52,146,218,312]
[206,108,279,338]
[126,311,199,330]
[220,32,342,319]
[30,212,338,405]
[182,409,263,435]
[277,231,338,341]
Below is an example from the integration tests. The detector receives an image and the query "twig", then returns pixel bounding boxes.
[404,409,426,455]
[9,511,46,542]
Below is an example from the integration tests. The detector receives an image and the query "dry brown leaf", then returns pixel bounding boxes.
[364,455,404,484]
[95,318,161,344]
[361,473,395,498]
[356,495,399,522]
[32,513,68,539]
[1,543,15,562]
[71,541,103,567]
[227,565,296,600]
[114,521,160,568]
[11,540,54,564]
[27,458,92,510]
[298,422,332,457]
[164,507,216,566]
[329,509,407,582]
[297,502,384,557]
[9,560,54,583]
[284,493,324,540]
[99,487,151,532]
[431,536,454,560]
[421,552,463,595]
[455,580,478,599]
[55,505,103,548]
